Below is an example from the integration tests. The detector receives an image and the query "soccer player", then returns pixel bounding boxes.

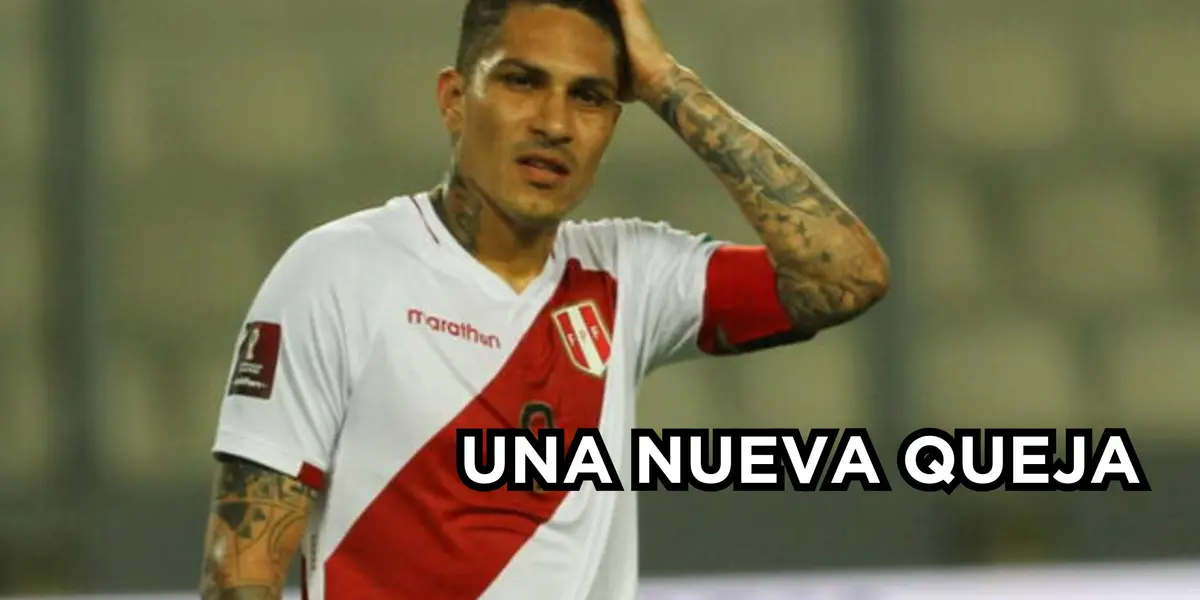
[199,0,890,598]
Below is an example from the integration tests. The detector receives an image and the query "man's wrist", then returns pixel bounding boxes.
[643,61,700,114]
[638,59,693,108]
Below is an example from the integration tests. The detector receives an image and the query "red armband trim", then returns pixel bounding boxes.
[298,462,327,491]
[697,245,813,354]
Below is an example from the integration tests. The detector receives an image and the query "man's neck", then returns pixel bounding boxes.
[429,173,558,293]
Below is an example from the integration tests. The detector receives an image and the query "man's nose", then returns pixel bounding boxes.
[530,91,574,146]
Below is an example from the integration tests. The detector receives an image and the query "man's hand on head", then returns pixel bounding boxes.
[610,0,681,104]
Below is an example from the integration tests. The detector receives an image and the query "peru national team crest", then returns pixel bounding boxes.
[551,300,612,378]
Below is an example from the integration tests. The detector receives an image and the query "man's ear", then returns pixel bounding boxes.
[436,67,466,135]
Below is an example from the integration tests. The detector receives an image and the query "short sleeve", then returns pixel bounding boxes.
[211,226,374,491]
[629,222,814,373]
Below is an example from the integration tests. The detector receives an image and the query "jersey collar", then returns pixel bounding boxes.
[413,190,565,303]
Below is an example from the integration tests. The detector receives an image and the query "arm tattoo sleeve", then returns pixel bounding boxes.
[200,457,317,600]
[648,64,890,332]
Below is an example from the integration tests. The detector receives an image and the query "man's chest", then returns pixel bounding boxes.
[358,261,626,444]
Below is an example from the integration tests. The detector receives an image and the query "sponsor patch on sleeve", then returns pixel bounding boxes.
[227,321,282,399]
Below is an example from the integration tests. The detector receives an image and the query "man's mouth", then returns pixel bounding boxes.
[516,154,571,176]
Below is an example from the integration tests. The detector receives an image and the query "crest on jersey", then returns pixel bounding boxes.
[551,300,612,378]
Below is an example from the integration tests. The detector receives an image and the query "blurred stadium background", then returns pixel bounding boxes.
[2,0,1198,596]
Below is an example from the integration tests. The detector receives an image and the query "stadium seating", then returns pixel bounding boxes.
[108,198,270,339]
[898,168,1001,308]
[1099,308,1200,444]
[1009,164,1170,310]
[732,323,870,429]
[0,197,38,333]
[178,344,238,480]
[10,0,1199,474]
[0,1,39,178]
[900,7,1078,158]
[3,4,1199,582]
[94,347,163,485]
[0,343,51,489]
[1097,9,1200,152]
[717,0,854,160]
[909,310,1083,430]
[638,360,729,431]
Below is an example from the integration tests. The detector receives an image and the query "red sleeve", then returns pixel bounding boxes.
[696,245,816,355]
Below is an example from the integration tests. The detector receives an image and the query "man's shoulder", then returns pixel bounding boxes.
[559,216,718,259]
[271,195,426,283]
[561,216,708,244]
[293,195,427,255]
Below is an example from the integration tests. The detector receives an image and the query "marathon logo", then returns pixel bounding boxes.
[408,308,501,350]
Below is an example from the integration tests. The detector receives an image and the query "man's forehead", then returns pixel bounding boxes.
[479,51,618,90]
[486,6,618,80]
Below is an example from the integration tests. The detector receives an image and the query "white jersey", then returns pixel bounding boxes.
[211,191,805,600]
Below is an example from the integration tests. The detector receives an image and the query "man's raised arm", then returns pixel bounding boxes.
[200,455,316,600]
[614,0,891,335]
[648,64,890,331]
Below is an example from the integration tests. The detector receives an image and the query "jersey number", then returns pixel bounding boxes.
[519,401,555,432]
[519,402,555,494]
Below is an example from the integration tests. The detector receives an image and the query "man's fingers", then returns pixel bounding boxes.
[612,0,648,22]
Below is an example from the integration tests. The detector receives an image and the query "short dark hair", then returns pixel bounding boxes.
[454,0,632,97]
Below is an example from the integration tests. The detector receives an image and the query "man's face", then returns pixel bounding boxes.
[438,4,623,228]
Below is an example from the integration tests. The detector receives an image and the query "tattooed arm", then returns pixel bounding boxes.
[200,455,316,600]
[646,64,890,333]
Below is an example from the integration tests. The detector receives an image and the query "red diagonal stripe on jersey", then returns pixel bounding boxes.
[579,303,611,364]
[325,258,617,600]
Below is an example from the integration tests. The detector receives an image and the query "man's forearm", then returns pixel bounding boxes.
[200,457,315,600]
[646,63,890,331]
